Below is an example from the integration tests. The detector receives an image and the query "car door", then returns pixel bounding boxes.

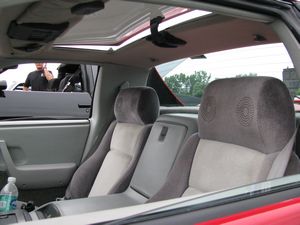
[0,64,98,205]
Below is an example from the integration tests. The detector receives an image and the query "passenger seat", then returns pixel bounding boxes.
[65,86,159,199]
[150,77,296,201]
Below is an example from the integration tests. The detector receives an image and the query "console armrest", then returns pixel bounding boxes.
[35,188,147,218]
[0,209,31,224]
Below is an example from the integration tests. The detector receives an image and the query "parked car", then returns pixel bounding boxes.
[0,0,299,225]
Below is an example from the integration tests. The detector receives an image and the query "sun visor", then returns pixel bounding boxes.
[8,21,69,43]
[7,0,105,52]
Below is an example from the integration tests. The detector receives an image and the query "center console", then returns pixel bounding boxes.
[0,188,147,224]
[0,210,31,224]
[35,188,146,217]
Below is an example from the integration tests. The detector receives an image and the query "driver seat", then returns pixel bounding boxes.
[65,87,159,199]
[150,77,296,201]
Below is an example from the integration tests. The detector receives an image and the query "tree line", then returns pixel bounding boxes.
[164,71,257,98]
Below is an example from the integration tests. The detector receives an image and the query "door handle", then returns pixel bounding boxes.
[78,104,91,108]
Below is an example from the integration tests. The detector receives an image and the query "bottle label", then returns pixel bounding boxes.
[0,195,17,212]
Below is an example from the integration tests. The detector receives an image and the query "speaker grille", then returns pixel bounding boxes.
[201,96,216,122]
[236,97,254,127]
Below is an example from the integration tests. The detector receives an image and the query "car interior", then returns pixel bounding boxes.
[0,0,300,224]
[49,64,82,92]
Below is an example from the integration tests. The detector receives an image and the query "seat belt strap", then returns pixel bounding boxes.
[267,125,298,179]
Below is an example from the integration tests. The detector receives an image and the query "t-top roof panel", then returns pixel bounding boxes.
[54,0,210,50]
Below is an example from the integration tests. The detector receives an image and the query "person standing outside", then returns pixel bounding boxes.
[23,63,54,91]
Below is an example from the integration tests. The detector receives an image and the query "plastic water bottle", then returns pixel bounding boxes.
[0,177,18,212]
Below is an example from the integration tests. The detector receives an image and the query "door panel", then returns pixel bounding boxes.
[0,120,90,189]
[0,63,96,204]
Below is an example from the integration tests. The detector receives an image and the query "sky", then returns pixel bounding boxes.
[157,43,294,81]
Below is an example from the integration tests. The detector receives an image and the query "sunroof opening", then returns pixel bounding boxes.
[54,7,211,52]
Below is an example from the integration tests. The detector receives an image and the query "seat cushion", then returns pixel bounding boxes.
[183,139,277,196]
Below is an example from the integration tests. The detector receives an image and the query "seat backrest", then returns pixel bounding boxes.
[57,64,80,91]
[65,87,159,199]
[58,74,72,91]
[47,78,61,91]
[150,77,295,201]
[59,70,82,92]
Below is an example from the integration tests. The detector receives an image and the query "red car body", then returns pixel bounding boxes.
[196,197,300,225]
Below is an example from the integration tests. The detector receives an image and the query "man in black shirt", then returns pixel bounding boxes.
[23,63,54,91]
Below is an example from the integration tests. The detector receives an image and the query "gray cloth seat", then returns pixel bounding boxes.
[285,152,300,175]
[37,114,198,216]
[150,77,296,201]
[65,87,159,199]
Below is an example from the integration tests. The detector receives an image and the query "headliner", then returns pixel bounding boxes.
[0,0,279,69]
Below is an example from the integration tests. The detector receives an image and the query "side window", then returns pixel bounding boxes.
[155,43,297,108]
[0,63,99,119]
[1,63,92,93]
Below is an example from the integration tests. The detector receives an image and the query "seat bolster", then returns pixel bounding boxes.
[285,152,300,176]
[148,133,200,202]
[65,121,117,199]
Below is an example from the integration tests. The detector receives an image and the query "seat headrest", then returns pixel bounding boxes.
[199,77,295,154]
[114,87,160,125]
